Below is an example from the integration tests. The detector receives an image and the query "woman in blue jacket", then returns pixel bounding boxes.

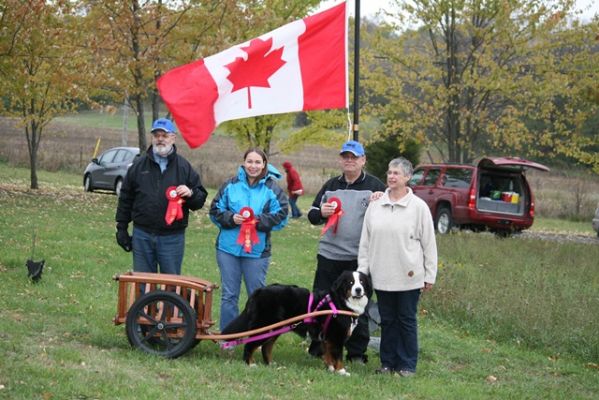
[210,148,289,330]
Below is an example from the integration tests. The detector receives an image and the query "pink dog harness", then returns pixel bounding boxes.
[220,292,339,350]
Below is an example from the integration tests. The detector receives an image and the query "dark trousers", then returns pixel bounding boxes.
[289,196,302,218]
[376,288,421,372]
[310,254,370,361]
[132,227,184,274]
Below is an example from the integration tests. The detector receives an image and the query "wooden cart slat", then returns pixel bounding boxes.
[113,271,219,334]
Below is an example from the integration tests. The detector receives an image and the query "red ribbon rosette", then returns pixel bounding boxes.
[320,196,344,236]
[164,186,185,225]
[236,206,259,253]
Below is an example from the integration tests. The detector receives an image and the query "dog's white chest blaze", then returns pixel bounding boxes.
[348,318,358,336]
[345,271,369,315]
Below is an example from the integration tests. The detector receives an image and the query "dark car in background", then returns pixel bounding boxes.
[83,147,139,196]
[409,157,549,235]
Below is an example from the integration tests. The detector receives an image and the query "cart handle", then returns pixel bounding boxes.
[196,309,358,341]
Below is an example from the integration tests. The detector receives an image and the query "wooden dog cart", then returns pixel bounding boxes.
[113,272,357,358]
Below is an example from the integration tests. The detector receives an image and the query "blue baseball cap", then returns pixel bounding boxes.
[340,140,365,157]
[151,118,176,134]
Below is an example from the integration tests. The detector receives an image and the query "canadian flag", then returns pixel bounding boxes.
[157,1,348,148]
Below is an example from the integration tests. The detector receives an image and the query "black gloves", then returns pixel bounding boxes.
[116,225,132,252]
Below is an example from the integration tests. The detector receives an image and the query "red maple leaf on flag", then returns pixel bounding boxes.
[225,37,287,109]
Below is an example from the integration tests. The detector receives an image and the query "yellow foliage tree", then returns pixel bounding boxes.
[0,1,90,189]
[362,0,599,170]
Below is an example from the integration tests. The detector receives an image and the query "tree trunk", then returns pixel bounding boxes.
[130,0,147,150]
[152,0,162,122]
[444,6,460,162]
[25,120,41,189]
[134,94,147,150]
[151,88,160,122]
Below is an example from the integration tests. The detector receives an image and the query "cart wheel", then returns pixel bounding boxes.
[126,290,197,358]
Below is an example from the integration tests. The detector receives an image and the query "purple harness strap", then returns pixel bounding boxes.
[220,292,339,350]
[220,324,298,350]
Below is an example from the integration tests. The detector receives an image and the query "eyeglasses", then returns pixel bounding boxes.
[340,153,360,160]
[152,132,174,139]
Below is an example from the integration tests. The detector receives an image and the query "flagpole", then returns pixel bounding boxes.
[352,0,360,142]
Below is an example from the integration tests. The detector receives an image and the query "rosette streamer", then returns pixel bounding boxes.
[236,207,259,253]
[320,197,343,236]
[165,186,185,225]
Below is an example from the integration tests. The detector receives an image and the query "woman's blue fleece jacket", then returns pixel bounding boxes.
[209,164,288,258]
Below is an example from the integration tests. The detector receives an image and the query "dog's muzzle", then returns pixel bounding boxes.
[352,286,364,299]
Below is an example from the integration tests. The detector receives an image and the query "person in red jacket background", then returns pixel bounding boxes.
[282,161,304,219]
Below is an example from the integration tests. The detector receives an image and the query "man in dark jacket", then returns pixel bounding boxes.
[307,140,386,363]
[115,118,208,274]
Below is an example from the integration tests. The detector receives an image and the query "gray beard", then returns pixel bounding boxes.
[154,144,173,157]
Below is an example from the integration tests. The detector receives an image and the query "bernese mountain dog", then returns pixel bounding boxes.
[221,270,372,375]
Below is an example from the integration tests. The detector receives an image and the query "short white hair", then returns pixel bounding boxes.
[388,157,413,178]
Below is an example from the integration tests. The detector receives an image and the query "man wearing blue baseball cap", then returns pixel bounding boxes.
[115,118,208,275]
[307,140,386,364]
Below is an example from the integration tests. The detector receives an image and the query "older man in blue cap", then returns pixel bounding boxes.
[115,118,208,274]
[307,140,386,364]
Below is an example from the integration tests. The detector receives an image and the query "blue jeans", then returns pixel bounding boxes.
[132,227,185,275]
[216,249,269,330]
[376,288,421,372]
[289,196,302,218]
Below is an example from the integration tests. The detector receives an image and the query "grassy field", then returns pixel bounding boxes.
[1,163,598,399]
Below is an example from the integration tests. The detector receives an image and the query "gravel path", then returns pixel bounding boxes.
[520,230,598,245]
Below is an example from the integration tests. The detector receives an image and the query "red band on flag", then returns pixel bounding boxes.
[236,207,260,253]
[299,1,347,110]
[165,186,185,225]
[321,197,344,236]
[156,60,219,149]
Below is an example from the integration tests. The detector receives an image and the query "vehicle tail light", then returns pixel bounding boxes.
[529,200,535,218]
[468,186,476,209]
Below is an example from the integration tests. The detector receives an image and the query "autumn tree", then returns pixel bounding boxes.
[83,0,240,151]
[83,0,191,150]
[363,0,599,168]
[0,1,89,189]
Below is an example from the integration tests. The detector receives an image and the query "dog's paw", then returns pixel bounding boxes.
[249,362,258,368]
[327,365,351,376]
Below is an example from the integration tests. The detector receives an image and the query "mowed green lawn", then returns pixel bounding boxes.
[0,163,597,400]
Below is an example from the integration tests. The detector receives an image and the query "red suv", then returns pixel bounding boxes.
[409,157,549,235]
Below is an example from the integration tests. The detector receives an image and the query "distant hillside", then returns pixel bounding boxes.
[0,117,340,193]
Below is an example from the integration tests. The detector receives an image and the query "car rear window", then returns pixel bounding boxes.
[443,168,472,188]
[99,150,117,164]
[422,168,441,186]
[409,169,425,186]
[112,150,129,163]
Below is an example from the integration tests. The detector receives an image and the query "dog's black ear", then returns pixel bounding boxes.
[331,271,350,293]
[359,272,373,298]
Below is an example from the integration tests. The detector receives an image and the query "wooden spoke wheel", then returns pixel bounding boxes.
[125,290,197,358]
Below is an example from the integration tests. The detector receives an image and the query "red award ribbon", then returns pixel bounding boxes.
[236,206,259,253]
[320,197,344,236]
[165,186,185,225]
